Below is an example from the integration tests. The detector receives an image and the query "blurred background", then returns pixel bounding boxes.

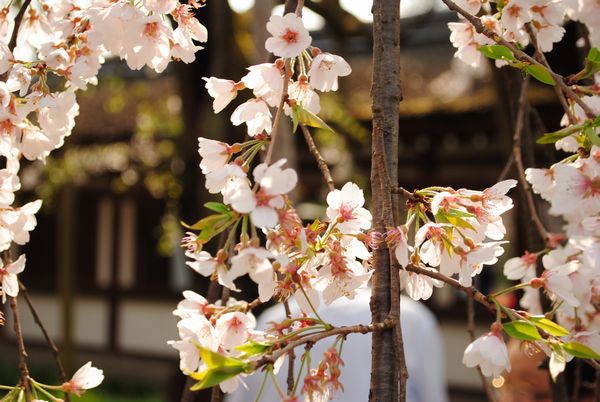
[0,0,584,400]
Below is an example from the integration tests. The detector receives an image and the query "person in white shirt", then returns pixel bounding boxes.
[225,288,449,402]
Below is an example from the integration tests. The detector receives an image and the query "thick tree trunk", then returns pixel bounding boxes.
[369,0,405,401]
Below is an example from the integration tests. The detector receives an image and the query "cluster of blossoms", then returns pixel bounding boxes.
[0,0,210,398]
[390,180,516,299]
[203,12,351,135]
[0,0,208,302]
[174,8,538,397]
[448,0,600,68]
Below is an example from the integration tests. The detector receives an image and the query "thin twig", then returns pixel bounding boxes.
[7,0,31,51]
[10,296,31,402]
[512,78,549,243]
[525,24,577,125]
[440,0,596,118]
[254,320,394,370]
[18,281,70,402]
[264,0,304,165]
[467,297,496,402]
[264,60,291,165]
[404,264,497,314]
[283,300,296,394]
[300,124,335,192]
[497,153,515,182]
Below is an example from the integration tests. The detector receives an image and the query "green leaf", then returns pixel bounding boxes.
[550,344,566,382]
[584,125,600,147]
[563,341,600,359]
[188,346,250,390]
[503,320,543,341]
[235,340,272,357]
[291,105,334,132]
[446,208,475,219]
[530,316,570,337]
[582,48,600,80]
[594,115,600,127]
[204,202,231,214]
[479,45,516,62]
[537,125,583,144]
[525,65,556,85]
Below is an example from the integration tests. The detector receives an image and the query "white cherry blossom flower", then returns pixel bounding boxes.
[0,254,25,303]
[387,226,412,268]
[463,327,511,377]
[326,182,372,234]
[286,76,320,115]
[242,63,284,107]
[0,200,42,251]
[231,159,297,228]
[307,52,352,92]
[186,250,238,291]
[198,137,237,174]
[504,251,537,281]
[173,290,210,319]
[62,362,104,396]
[525,167,555,200]
[215,312,253,350]
[399,267,443,301]
[265,13,311,58]
[230,98,272,136]
[203,77,242,114]
[229,247,276,302]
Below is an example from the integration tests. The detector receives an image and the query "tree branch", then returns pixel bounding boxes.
[254,320,395,370]
[440,0,596,118]
[404,264,497,314]
[511,78,549,243]
[10,296,31,402]
[18,281,70,402]
[300,124,335,192]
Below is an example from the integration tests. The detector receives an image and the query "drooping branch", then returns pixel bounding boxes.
[511,79,549,243]
[300,124,335,192]
[19,281,70,402]
[254,320,395,370]
[440,0,596,118]
[403,264,497,314]
[9,296,31,402]
[7,0,31,51]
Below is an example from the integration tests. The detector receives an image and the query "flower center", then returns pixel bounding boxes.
[282,29,298,44]
[144,22,160,39]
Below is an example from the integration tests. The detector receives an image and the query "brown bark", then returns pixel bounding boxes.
[369,0,406,401]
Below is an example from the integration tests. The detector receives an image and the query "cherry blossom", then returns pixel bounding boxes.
[326,182,372,234]
[229,247,276,302]
[198,137,239,174]
[203,78,243,114]
[230,159,297,228]
[399,267,443,301]
[265,13,311,59]
[215,312,254,350]
[0,254,26,303]
[307,52,352,92]
[504,251,537,281]
[463,325,511,377]
[61,362,104,396]
[242,63,284,108]
[230,98,272,136]
[186,250,238,291]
